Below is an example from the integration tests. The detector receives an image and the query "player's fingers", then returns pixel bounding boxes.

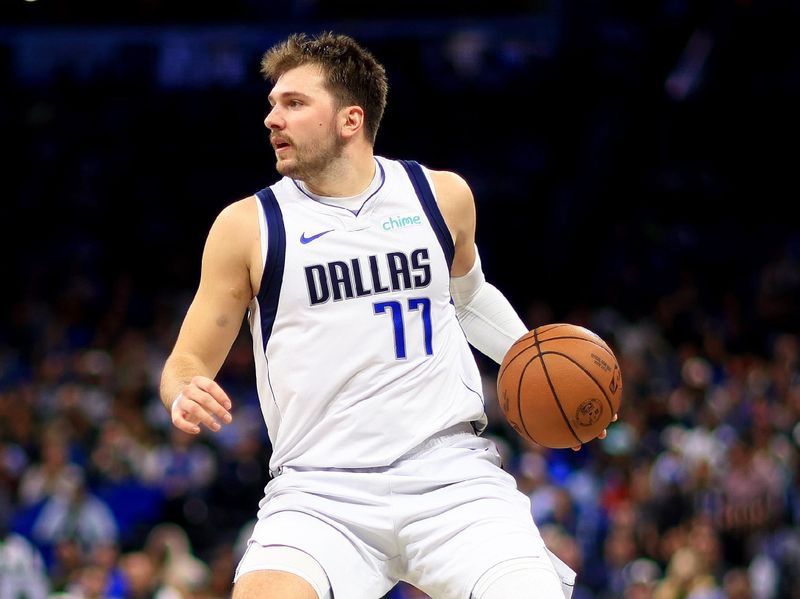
[191,376,234,422]
[572,422,613,450]
[172,393,224,433]
[170,395,201,434]
[184,379,233,424]
[184,390,232,427]
[192,375,232,408]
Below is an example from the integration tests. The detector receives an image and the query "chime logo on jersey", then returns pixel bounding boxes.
[382,214,423,231]
[305,248,431,305]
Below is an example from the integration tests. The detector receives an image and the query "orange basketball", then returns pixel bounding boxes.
[497,323,622,449]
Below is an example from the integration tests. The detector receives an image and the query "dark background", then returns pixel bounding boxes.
[4,0,798,343]
[2,1,800,597]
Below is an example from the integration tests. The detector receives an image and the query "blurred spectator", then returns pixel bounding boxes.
[31,468,118,560]
[202,542,237,599]
[118,551,161,599]
[143,523,210,596]
[653,546,722,599]
[141,427,216,531]
[540,524,593,599]
[65,563,114,599]
[17,424,84,507]
[722,568,752,599]
[206,406,270,534]
[602,527,640,598]
[90,541,128,599]
[48,537,85,594]
[89,419,147,485]
[0,490,50,599]
[621,558,661,599]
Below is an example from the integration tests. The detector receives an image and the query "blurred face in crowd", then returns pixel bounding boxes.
[265,64,346,181]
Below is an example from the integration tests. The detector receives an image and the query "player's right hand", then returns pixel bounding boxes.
[170,375,233,434]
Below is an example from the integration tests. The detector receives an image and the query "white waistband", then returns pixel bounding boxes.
[274,422,477,477]
[397,421,476,461]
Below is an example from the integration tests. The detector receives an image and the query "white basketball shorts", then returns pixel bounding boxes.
[235,423,575,598]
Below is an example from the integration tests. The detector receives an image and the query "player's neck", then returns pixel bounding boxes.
[302,149,376,198]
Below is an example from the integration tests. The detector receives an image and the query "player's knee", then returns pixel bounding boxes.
[471,556,568,599]
[233,569,320,599]
[233,544,332,599]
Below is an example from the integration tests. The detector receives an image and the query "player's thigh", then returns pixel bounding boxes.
[471,556,566,599]
[401,441,571,597]
[241,500,395,597]
[408,500,555,598]
[233,569,318,599]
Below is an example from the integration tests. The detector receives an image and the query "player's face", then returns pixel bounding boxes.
[265,64,344,180]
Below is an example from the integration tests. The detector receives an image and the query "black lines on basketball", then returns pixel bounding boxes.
[536,334,610,352]
[539,350,615,413]
[497,336,539,381]
[537,353,583,446]
[514,342,545,446]
[533,323,572,337]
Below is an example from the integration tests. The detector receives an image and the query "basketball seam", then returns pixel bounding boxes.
[539,350,617,413]
[516,354,543,445]
[534,335,611,352]
[535,323,570,336]
[497,333,536,381]
[532,329,583,447]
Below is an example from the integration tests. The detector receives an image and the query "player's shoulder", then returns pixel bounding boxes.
[422,168,474,213]
[219,194,258,218]
[209,195,259,239]
[387,156,468,194]
[426,169,471,195]
[380,156,473,205]
[381,156,469,187]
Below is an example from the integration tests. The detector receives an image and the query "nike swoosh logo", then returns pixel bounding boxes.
[300,229,334,244]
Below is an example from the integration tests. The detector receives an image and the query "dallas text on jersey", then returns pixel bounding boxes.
[305,248,432,305]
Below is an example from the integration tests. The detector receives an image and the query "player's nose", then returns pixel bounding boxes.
[264,106,283,130]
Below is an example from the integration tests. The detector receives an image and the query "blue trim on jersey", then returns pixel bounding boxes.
[291,158,386,216]
[399,160,455,270]
[255,187,286,351]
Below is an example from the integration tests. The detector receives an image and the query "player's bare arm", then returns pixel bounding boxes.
[427,169,477,276]
[160,197,261,434]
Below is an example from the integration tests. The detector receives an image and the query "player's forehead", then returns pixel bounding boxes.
[268,63,329,102]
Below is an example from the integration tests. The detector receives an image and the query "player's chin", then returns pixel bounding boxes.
[275,158,296,176]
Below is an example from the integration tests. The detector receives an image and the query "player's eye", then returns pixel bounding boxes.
[289,100,303,108]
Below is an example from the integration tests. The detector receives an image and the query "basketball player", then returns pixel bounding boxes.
[160,32,611,599]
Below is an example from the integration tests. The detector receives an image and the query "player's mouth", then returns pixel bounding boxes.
[271,137,292,154]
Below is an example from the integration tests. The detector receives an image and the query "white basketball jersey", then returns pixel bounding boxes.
[248,156,486,473]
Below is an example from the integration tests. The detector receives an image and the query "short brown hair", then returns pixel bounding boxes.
[261,32,388,145]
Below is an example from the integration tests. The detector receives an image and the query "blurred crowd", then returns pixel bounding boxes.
[2,260,800,599]
[2,2,800,598]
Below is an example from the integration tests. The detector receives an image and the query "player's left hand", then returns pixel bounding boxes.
[571,413,618,451]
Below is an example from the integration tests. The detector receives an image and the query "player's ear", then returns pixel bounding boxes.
[340,105,364,140]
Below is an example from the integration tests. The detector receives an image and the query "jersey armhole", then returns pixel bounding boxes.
[399,160,455,271]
